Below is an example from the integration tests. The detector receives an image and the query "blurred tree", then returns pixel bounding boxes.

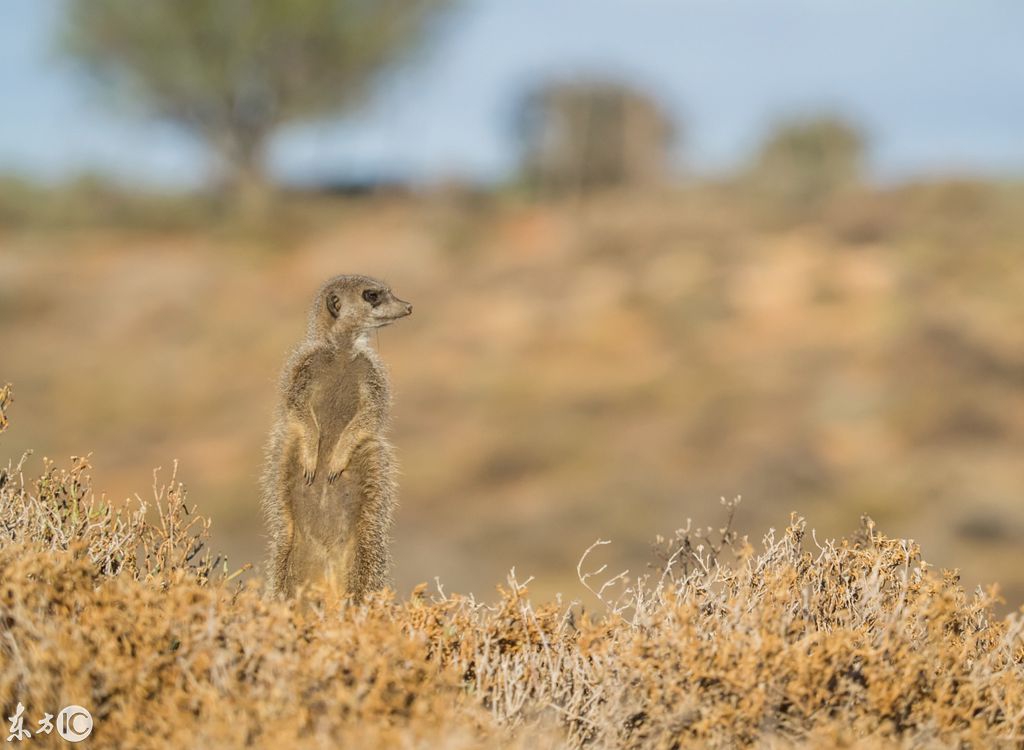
[515,81,675,197]
[62,0,452,209]
[746,116,866,215]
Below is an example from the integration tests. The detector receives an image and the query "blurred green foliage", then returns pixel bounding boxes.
[0,174,217,229]
[61,0,453,205]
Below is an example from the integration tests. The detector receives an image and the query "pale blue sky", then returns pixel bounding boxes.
[1,0,1023,188]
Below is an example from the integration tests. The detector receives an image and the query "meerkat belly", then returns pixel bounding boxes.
[289,469,360,541]
[289,364,366,549]
[288,480,360,596]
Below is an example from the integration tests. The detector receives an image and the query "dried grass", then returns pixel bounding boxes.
[1,388,1022,748]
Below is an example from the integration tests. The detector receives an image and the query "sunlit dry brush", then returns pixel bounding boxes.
[562,511,1024,747]
[1,390,1023,748]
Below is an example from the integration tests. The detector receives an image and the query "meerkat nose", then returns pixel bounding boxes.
[405,303,413,315]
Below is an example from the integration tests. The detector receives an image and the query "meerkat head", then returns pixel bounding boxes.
[311,274,412,341]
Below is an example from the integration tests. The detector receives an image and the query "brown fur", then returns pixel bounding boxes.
[260,275,412,600]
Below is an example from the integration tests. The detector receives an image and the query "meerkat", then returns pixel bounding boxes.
[261,274,412,600]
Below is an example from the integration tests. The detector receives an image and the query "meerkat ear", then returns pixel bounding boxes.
[326,292,341,318]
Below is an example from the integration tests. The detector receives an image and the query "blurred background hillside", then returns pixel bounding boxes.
[1,0,1023,608]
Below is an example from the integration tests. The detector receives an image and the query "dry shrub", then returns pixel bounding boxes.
[1,390,1022,748]
[0,453,217,585]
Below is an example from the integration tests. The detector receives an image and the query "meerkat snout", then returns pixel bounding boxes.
[363,288,411,328]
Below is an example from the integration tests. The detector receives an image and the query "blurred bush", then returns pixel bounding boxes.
[515,80,675,197]
[744,115,866,221]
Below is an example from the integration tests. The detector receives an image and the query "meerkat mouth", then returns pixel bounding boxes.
[374,308,413,326]
[370,316,406,328]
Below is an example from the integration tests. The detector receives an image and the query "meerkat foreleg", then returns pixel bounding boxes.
[288,407,321,484]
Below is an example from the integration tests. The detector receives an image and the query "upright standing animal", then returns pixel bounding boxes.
[261,275,412,600]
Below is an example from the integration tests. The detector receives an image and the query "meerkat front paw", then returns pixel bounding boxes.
[326,436,363,482]
[325,449,351,483]
[299,445,318,485]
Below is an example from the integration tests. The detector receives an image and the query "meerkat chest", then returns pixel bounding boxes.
[311,361,359,421]
[310,353,380,434]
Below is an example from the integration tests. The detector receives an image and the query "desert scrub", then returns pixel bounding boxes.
[1,389,1022,748]
[0,452,218,585]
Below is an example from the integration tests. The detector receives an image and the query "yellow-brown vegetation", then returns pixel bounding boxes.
[2,392,1022,749]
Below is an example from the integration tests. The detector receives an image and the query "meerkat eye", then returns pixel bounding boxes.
[362,289,382,306]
